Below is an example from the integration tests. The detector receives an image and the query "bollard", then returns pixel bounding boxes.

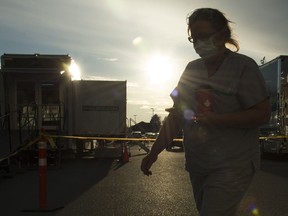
[122,144,129,162]
[22,130,63,212]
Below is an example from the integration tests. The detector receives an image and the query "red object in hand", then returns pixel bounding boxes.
[195,89,212,113]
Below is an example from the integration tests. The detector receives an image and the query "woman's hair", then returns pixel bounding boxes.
[187,8,239,52]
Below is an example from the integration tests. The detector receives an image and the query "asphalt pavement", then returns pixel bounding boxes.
[1,144,288,216]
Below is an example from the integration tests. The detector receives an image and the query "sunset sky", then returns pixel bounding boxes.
[1,0,288,123]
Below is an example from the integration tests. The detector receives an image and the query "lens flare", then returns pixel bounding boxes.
[249,204,260,216]
[184,109,195,120]
[132,36,143,46]
[171,88,179,97]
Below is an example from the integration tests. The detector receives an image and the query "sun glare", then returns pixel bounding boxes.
[144,53,174,86]
[69,60,81,80]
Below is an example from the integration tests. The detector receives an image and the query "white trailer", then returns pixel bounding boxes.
[69,80,127,137]
[259,55,288,154]
[0,53,127,163]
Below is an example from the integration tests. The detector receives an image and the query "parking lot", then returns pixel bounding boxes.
[1,144,288,216]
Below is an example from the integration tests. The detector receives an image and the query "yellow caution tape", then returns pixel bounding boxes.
[0,137,39,163]
[259,135,288,140]
[2,133,287,163]
[48,135,159,142]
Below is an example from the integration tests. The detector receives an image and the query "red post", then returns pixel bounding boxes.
[38,133,47,209]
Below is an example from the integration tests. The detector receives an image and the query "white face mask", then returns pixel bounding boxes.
[193,36,218,59]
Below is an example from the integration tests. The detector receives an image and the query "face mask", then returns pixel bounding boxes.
[193,36,218,59]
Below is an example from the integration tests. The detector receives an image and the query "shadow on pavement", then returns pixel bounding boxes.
[0,157,116,214]
[260,154,288,178]
[47,158,115,206]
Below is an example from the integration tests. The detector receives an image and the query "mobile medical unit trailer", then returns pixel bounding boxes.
[0,54,127,168]
[259,55,288,154]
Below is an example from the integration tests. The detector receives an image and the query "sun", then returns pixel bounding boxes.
[144,53,174,85]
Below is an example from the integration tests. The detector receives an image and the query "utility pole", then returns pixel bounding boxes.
[151,108,154,117]
[133,115,137,124]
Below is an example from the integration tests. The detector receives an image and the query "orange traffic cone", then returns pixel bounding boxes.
[122,144,129,162]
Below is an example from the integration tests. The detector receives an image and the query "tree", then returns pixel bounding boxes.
[150,114,161,132]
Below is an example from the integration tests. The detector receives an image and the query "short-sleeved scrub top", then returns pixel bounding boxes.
[171,50,268,175]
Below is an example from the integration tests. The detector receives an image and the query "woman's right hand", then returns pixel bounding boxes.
[140,153,158,176]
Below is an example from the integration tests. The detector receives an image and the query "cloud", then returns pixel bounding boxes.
[127,99,150,106]
[82,75,118,81]
[96,57,118,62]
[127,82,139,87]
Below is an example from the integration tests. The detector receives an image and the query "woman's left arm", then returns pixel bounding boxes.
[196,98,271,128]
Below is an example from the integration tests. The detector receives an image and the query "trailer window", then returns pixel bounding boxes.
[16,81,36,129]
[41,83,61,127]
[17,81,35,104]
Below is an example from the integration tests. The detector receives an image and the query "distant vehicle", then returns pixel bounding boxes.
[259,55,288,155]
[166,130,183,151]
[131,131,142,138]
[144,132,158,139]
